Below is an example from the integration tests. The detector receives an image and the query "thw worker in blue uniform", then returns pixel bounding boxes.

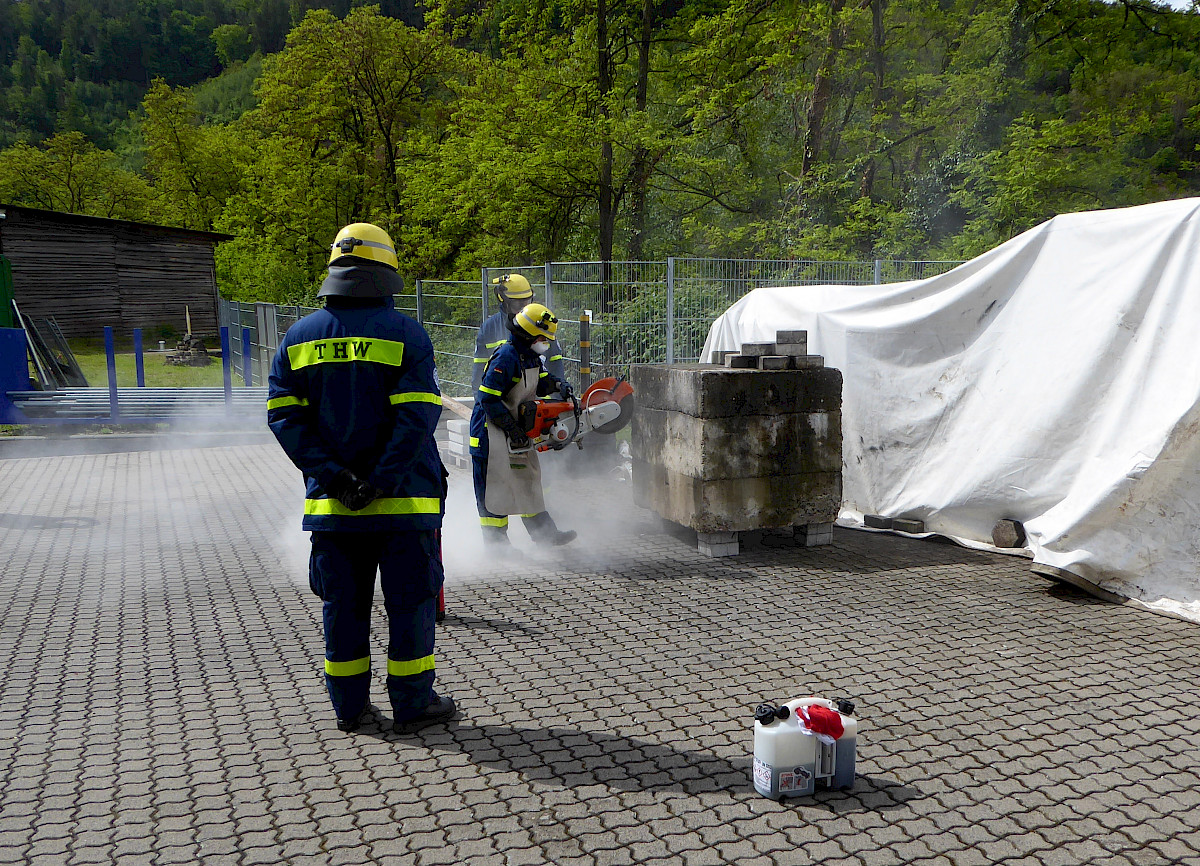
[268,223,455,734]
[469,303,577,548]
[471,273,565,394]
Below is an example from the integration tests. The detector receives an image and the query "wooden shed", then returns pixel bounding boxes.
[0,204,231,339]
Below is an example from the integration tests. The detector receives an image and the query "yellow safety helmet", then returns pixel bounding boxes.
[492,273,534,303]
[513,303,558,341]
[328,223,399,270]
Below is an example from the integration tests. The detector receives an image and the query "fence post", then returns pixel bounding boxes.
[579,311,592,390]
[241,327,253,386]
[666,256,675,365]
[544,262,554,310]
[415,279,424,326]
[104,326,119,421]
[133,328,145,388]
[481,268,489,325]
[220,327,233,406]
[874,259,882,285]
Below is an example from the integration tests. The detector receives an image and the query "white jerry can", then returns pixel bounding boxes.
[752,696,858,799]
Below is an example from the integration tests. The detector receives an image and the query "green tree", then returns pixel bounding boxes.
[0,131,156,219]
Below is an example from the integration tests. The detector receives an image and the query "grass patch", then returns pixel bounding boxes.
[70,339,229,388]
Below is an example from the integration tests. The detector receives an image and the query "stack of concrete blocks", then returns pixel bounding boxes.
[713,330,825,371]
[630,331,842,557]
[444,419,471,469]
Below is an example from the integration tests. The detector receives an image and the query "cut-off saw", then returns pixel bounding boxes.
[512,376,636,453]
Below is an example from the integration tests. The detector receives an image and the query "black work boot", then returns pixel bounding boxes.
[336,709,366,733]
[525,512,577,546]
[393,693,457,732]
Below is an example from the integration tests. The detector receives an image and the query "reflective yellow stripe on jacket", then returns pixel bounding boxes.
[389,392,442,407]
[388,654,435,677]
[304,497,441,517]
[267,395,309,410]
[288,338,404,370]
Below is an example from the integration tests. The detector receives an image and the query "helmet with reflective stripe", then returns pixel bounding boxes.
[513,303,557,341]
[328,223,399,270]
[492,273,533,303]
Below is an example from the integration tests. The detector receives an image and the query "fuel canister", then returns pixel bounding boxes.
[752,696,857,799]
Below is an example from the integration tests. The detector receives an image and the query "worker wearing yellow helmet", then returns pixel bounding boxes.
[268,221,456,733]
[468,301,577,548]
[471,273,566,394]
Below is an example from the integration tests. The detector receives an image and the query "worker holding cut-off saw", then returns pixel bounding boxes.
[470,302,578,548]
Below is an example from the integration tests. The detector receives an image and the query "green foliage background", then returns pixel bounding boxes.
[1,0,1199,308]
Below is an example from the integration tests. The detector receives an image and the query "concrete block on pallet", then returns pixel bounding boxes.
[633,458,841,533]
[632,406,842,479]
[447,419,470,435]
[776,330,808,344]
[697,532,740,557]
[796,522,834,547]
[760,355,792,371]
[740,342,777,357]
[630,364,842,418]
[448,440,469,456]
[725,354,758,369]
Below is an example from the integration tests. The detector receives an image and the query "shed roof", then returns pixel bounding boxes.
[0,203,233,244]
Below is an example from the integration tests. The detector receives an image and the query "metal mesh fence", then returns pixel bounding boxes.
[226,257,964,398]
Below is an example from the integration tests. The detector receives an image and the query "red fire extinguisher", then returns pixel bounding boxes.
[436,528,446,622]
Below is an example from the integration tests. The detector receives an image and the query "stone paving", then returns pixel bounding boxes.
[1,441,1199,866]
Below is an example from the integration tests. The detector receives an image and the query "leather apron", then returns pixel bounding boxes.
[484,365,545,515]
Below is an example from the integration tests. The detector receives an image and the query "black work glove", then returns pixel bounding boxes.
[508,431,531,451]
[491,410,529,448]
[327,469,381,511]
[559,382,575,401]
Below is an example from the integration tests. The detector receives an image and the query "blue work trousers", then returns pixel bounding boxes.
[308,530,443,722]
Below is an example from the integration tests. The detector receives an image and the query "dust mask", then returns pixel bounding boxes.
[532,339,551,355]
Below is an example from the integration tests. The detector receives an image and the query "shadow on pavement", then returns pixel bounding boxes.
[438,614,546,635]
[0,512,99,530]
[366,721,921,810]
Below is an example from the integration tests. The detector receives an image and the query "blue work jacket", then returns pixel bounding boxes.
[472,310,565,394]
[469,338,566,459]
[268,286,445,532]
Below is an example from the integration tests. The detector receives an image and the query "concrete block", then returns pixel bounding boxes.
[447,419,470,435]
[893,518,925,533]
[775,342,807,356]
[633,458,841,533]
[992,519,1026,548]
[630,364,842,417]
[740,342,777,357]
[776,330,808,344]
[792,355,825,368]
[760,356,792,371]
[632,407,842,479]
[448,440,468,456]
[725,354,758,369]
[864,514,892,529]
[709,351,729,366]
[697,539,740,557]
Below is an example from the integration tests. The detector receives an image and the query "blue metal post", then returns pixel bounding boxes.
[220,326,233,405]
[241,327,252,386]
[104,326,119,421]
[133,328,145,388]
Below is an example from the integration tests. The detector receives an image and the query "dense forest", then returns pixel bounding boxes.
[0,0,1198,304]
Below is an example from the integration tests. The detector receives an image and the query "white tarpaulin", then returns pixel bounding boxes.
[702,198,1200,624]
